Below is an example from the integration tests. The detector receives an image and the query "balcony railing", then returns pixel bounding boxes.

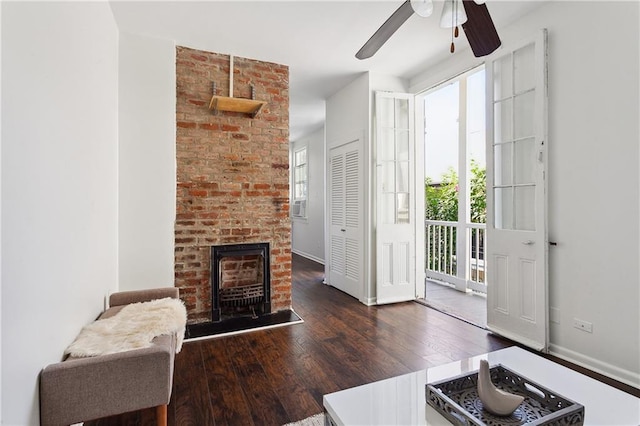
[426,220,486,293]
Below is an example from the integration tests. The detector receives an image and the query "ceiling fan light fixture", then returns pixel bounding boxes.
[410,0,434,18]
[356,0,500,60]
[440,0,468,28]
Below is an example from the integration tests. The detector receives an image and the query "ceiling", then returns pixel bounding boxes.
[110,0,546,141]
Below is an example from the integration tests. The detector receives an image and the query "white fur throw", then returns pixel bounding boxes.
[65,297,187,358]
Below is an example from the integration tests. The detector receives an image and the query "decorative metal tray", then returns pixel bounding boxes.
[426,364,584,425]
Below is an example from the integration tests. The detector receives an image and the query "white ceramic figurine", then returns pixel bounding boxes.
[477,360,525,416]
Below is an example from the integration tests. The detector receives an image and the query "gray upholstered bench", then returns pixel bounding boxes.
[39,288,182,426]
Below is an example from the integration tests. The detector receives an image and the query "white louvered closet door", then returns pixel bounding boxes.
[328,139,363,300]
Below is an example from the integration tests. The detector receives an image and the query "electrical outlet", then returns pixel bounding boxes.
[573,318,593,333]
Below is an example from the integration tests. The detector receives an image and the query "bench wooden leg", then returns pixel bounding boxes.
[156,404,168,426]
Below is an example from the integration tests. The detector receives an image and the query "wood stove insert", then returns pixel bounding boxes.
[211,242,271,322]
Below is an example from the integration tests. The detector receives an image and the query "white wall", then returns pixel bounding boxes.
[1,2,119,424]
[411,1,640,386]
[118,32,176,291]
[539,1,638,386]
[291,126,325,264]
[326,74,370,149]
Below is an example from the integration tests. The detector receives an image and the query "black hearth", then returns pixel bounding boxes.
[210,242,271,322]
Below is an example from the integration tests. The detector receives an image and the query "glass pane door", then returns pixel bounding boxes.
[492,44,536,231]
[379,97,411,224]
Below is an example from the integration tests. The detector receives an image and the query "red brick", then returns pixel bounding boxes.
[191,54,209,62]
[222,124,241,132]
[199,123,220,131]
[175,46,291,323]
[232,133,249,140]
[175,237,195,244]
[189,189,208,197]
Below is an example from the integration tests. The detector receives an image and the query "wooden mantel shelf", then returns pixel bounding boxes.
[209,96,267,118]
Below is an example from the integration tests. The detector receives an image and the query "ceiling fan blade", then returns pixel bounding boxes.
[356,1,415,60]
[461,0,501,57]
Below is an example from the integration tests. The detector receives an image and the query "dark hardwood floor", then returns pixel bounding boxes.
[87,254,638,426]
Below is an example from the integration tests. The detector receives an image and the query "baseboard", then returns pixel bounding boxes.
[361,296,376,306]
[292,249,324,265]
[548,343,640,389]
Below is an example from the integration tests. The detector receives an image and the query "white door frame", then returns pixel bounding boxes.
[415,66,486,297]
[415,94,426,299]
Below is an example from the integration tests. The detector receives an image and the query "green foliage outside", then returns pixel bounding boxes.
[425,160,486,274]
[425,159,486,224]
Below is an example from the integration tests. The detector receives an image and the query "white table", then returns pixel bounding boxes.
[323,347,640,425]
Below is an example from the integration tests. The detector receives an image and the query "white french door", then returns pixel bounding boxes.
[486,30,549,351]
[328,139,363,300]
[375,92,416,304]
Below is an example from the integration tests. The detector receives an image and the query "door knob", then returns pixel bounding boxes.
[341,229,346,232]
[522,240,535,245]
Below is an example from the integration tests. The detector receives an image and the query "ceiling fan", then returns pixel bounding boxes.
[356,0,501,60]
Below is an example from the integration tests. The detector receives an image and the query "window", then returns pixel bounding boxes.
[292,147,308,218]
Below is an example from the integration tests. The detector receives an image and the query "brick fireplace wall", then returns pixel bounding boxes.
[175,46,291,324]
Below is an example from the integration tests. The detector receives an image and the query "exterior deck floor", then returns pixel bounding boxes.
[421,279,487,329]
